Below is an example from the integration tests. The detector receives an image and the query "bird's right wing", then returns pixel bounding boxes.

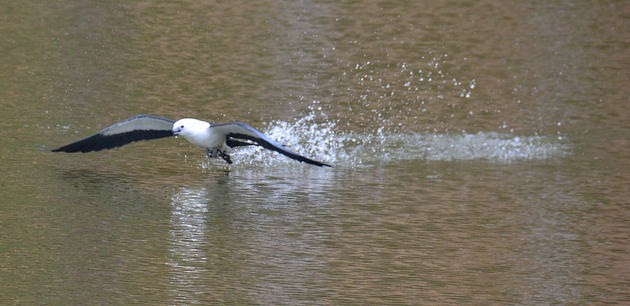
[52,114,175,153]
[210,122,332,167]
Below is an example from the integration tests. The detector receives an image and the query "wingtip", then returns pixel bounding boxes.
[316,161,333,167]
[51,146,66,153]
[50,146,78,153]
[307,160,333,167]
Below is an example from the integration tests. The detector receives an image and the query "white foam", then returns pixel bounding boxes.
[219,111,569,168]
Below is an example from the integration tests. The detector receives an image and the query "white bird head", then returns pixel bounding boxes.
[172,118,210,139]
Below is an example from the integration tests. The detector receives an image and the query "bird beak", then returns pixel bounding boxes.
[172,128,181,136]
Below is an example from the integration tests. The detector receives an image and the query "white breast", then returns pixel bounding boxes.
[186,129,225,149]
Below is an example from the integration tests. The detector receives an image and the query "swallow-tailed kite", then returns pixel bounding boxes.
[52,114,331,167]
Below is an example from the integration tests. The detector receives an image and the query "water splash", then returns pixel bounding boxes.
[358,132,568,163]
[223,112,341,168]
[203,111,569,169]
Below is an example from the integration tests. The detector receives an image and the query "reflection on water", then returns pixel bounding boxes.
[164,170,337,304]
[160,160,604,304]
[168,187,209,304]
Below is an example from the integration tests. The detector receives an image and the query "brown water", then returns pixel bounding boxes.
[1,1,629,304]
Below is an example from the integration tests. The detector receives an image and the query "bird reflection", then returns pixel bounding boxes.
[165,169,335,303]
[167,186,209,303]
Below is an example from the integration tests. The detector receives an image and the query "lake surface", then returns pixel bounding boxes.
[1,1,629,304]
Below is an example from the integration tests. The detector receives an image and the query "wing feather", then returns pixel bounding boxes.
[211,122,332,167]
[52,115,175,153]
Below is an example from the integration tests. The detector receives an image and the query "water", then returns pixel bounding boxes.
[1,1,629,304]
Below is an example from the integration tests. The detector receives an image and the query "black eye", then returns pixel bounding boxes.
[180,125,184,128]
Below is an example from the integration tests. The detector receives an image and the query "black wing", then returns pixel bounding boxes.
[52,115,175,153]
[210,122,332,167]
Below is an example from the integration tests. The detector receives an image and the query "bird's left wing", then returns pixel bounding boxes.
[52,114,175,153]
[210,122,332,167]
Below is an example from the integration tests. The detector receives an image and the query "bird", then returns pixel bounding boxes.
[52,114,332,167]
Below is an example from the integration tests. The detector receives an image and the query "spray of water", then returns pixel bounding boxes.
[203,53,570,169]
[201,107,569,169]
